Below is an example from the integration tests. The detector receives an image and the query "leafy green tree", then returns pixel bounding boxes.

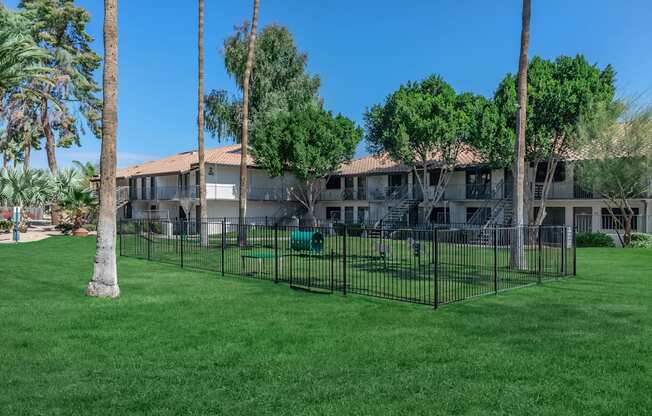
[494,55,616,224]
[2,87,43,171]
[365,75,486,219]
[252,106,362,225]
[576,102,652,246]
[18,0,102,175]
[204,24,320,141]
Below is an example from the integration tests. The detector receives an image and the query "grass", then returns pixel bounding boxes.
[1,236,651,415]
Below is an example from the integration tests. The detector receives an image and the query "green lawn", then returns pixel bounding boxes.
[1,236,650,415]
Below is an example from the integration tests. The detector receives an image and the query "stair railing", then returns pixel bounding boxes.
[466,179,506,227]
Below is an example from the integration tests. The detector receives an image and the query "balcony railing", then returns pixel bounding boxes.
[531,182,603,199]
[368,185,411,201]
[129,185,294,202]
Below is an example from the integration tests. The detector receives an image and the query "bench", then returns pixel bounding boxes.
[241,251,282,274]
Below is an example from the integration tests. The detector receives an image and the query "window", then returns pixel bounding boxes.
[344,207,354,224]
[535,162,565,182]
[326,207,341,221]
[357,207,368,223]
[326,176,341,190]
[388,174,404,188]
[466,167,491,199]
[429,169,442,186]
[356,176,366,200]
[150,177,156,199]
[534,207,566,226]
[141,177,147,199]
[343,176,355,200]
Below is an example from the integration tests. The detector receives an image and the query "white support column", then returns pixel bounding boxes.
[592,206,600,232]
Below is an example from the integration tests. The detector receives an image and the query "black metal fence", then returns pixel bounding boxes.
[118,219,575,308]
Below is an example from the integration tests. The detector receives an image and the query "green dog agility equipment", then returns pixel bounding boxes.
[290,230,324,252]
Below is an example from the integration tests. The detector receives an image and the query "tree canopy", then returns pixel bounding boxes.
[493,55,616,162]
[252,105,362,220]
[575,102,652,245]
[19,0,103,152]
[0,7,50,95]
[204,23,320,142]
[364,75,487,208]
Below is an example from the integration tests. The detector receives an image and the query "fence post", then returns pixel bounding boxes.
[572,226,577,276]
[221,219,226,276]
[342,224,347,296]
[538,225,543,283]
[119,219,123,257]
[493,228,498,294]
[330,249,335,292]
[560,226,565,277]
[274,224,279,284]
[180,220,184,268]
[433,228,439,309]
[147,220,151,261]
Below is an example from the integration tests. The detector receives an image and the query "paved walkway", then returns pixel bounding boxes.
[0,226,62,244]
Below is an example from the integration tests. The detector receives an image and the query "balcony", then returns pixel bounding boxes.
[129,186,199,201]
[531,182,603,199]
[129,185,294,202]
[368,185,411,201]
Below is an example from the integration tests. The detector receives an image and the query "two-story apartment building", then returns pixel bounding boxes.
[315,150,652,234]
[116,144,301,222]
[116,144,652,234]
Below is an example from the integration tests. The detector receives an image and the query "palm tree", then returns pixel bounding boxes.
[86,0,119,298]
[510,0,531,269]
[238,0,260,245]
[72,160,99,187]
[0,167,53,232]
[197,0,208,245]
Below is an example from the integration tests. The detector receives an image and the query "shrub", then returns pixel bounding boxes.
[147,221,162,234]
[576,232,615,247]
[629,233,652,249]
[0,220,13,233]
[55,222,75,235]
[82,223,97,232]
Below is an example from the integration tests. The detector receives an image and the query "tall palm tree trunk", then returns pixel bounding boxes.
[23,134,30,172]
[510,0,530,269]
[86,0,120,298]
[197,0,208,245]
[238,0,260,245]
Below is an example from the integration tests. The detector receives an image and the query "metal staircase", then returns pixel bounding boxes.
[116,186,129,210]
[89,185,130,211]
[466,179,513,228]
[372,185,420,230]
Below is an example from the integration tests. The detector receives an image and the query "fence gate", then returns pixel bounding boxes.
[283,226,341,294]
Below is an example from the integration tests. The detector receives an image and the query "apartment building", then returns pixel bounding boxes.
[116,144,301,222]
[116,144,652,234]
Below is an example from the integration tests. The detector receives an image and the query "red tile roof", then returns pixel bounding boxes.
[117,144,486,179]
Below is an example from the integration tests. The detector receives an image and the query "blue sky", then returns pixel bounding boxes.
[6,0,652,169]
